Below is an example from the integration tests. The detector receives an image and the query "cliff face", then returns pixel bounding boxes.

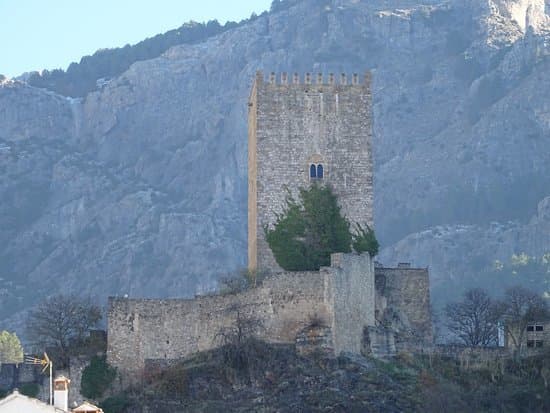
[1,0,549,326]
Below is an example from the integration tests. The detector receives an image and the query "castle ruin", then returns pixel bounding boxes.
[107,72,432,380]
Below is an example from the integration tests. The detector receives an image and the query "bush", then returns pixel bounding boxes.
[19,383,40,398]
[158,364,188,398]
[101,395,130,413]
[352,224,379,257]
[218,268,268,294]
[81,356,117,399]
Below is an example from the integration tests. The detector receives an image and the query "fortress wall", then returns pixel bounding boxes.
[107,253,375,380]
[375,266,433,343]
[329,253,375,354]
[248,71,373,273]
[108,270,330,379]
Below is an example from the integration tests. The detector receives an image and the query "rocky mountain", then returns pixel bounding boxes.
[1,0,549,330]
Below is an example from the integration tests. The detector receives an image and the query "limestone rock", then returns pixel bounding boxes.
[1,0,549,331]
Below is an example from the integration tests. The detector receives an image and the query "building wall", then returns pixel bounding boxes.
[248,71,373,273]
[0,364,43,393]
[524,321,549,349]
[107,253,375,380]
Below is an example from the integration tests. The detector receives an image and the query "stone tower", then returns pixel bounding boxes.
[248,71,374,273]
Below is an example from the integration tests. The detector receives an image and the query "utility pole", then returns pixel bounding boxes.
[24,352,52,404]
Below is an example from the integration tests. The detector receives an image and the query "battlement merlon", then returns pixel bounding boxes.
[252,70,372,89]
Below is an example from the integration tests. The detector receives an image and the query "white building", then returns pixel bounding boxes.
[0,390,66,413]
[0,376,103,413]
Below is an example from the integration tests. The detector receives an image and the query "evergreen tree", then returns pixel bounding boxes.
[352,223,379,257]
[266,184,374,271]
[0,331,24,364]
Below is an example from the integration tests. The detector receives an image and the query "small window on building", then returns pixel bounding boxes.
[527,325,535,332]
[535,325,544,332]
[527,340,535,348]
[535,340,543,348]
[317,164,324,178]
[310,164,317,178]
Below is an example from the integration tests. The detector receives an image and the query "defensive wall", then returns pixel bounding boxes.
[364,263,433,357]
[0,363,43,393]
[248,71,373,273]
[375,264,433,344]
[108,253,375,379]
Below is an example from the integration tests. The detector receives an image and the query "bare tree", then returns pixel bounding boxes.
[26,295,102,367]
[445,288,499,347]
[497,286,549,356]
[215,306,264,372]
[216,307,263,348]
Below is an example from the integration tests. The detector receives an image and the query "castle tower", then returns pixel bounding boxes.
[53,375,70,411]
[248,71,374,273]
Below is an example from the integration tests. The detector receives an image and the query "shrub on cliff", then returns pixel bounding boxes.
[265,184,378,271]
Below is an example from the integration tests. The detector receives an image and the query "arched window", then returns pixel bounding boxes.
[317,164,324,178]
[310,164,317,178]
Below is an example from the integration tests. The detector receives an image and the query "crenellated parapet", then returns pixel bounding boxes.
[258,71,371,86]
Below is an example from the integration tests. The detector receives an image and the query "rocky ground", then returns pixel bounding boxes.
[99,340,550,413]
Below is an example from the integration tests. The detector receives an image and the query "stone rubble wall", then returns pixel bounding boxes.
[375,266,433,344]
[108,253,375,381]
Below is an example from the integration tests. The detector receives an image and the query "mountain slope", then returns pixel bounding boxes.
[1,0,549,328]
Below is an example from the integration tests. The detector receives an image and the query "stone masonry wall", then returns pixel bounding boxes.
[107,253,374,381]
[248,71,373,273]
[375,265,433,345]
[329,253,375,355]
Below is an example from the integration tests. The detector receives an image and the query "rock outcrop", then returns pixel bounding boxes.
[1,0,549,330]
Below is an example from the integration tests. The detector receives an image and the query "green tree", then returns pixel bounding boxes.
[0,331,24,364]
[352,223,379,257]
[266,184,376,271]
[81,356,117,399]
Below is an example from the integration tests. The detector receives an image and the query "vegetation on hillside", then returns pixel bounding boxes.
[101,339,550,413]
[24,1,302,97]
[27,20,238,97]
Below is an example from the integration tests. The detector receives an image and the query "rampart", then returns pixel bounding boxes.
[248,71,373,273]
[368,263,433,356]
[107,253,375,380]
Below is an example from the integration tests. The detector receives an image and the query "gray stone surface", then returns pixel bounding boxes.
[107,253,375,381]
[375,265,433,349]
